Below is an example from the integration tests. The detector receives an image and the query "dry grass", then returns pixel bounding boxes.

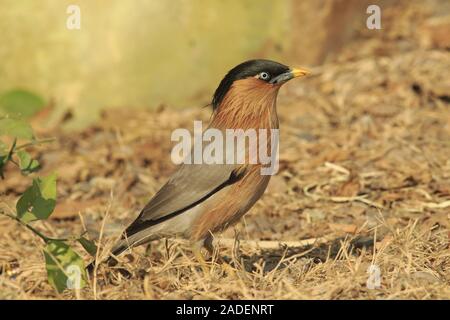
[1,1,449,300]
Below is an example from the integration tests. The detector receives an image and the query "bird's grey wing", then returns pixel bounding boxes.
[124,163,242,236]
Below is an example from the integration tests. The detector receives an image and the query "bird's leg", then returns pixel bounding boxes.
[204,233,225,264]
[191,239,210,275]
[204,233,215,257]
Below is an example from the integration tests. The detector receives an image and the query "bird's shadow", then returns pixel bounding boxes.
[96,235,377,283]
[220,235,376,274]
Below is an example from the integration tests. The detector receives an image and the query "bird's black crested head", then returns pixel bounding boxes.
[212,59,290,110]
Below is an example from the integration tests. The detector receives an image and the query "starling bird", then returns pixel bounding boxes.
[90,59,309,270]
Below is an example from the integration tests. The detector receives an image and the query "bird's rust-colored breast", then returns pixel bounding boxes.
[191,77,280,241]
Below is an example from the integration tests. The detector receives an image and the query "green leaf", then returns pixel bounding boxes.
[17,150,40,174]
[43,240,87,293]
[0,89,46,119]
[16,173,57,222]
[78,236,98,257]
[0,118,34,140]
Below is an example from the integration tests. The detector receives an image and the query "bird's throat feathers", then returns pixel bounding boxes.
[211,78,280,130]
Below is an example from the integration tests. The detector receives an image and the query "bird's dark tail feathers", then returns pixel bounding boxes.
[85,225,166,275]
[86,238,130,275]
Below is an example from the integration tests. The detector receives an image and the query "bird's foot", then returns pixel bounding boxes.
[191,246,211,275]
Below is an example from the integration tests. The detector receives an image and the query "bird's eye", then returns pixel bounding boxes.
[259,72,270,81]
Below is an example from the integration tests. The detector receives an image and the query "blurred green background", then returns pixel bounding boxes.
[0,0,370,126]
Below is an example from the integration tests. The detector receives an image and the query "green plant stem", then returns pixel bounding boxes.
[2,137,54,174]
[0,138,16,179]
[0,209,68,243]
[15,138,56,151]
[5,138,17,162]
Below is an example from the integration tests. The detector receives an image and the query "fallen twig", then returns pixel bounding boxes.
[422,200,450,209]
[303,184,384,209]
[213,236,332,250]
